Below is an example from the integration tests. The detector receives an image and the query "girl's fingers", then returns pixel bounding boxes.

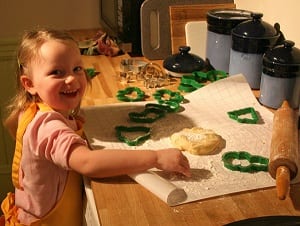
[180,155,191,177]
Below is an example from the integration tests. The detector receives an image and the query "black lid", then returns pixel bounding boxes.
[263,40,300,78]
[206,8,252,35]
[163,46,205,73]
[231,13,280,53]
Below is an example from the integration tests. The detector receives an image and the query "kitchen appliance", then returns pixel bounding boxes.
[205,8,252,72]
[99,0,145,55]
[259,40,300,109]
[228,13,283,89]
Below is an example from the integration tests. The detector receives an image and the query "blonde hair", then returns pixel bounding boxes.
[4,29,83,137]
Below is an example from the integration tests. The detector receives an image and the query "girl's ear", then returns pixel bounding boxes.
[20,75,36,95]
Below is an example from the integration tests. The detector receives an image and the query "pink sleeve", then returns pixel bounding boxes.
[25,111,87,169]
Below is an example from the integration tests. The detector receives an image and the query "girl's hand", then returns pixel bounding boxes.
[155,149,191,177]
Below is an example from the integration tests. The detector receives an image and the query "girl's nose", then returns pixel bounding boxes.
[65,74,75,84]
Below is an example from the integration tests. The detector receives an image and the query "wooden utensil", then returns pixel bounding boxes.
[268,100,299,200]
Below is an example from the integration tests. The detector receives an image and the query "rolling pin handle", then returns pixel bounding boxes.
[276,166,290,200]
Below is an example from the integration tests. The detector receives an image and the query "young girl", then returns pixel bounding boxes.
[0,29,191,225]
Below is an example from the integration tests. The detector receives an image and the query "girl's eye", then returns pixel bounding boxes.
[51,70,64,76]
[74,66,83,73]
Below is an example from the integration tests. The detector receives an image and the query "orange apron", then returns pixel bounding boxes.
[1,103,83,226]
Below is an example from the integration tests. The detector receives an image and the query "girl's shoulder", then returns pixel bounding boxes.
[33,110,78,131]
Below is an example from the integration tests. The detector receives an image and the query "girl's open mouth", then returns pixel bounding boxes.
[61,89,79,97]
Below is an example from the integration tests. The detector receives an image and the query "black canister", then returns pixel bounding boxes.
[259,40,300,109]
[229,13,282,89]
[206,9,252,73]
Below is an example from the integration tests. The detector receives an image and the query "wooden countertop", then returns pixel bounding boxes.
[81,54,300,226]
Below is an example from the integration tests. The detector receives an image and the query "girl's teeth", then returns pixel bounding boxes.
[64,90,76,94]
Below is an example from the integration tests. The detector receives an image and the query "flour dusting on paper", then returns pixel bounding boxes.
[83,74,276,205]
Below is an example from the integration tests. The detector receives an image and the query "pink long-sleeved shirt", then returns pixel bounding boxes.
[15,110,87,224]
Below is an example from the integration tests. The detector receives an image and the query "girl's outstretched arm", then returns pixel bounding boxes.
[68,144,191,178]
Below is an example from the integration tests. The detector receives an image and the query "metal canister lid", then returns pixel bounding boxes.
[206,8,252,35]
[263,40,300,78]
[231,13,280,53]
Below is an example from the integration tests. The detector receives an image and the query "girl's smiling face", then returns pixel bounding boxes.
[21,39,87,117]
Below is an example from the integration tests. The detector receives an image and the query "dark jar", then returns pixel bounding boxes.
[228,13,282,89]
[205,8,252,73]
[259,40,300,109]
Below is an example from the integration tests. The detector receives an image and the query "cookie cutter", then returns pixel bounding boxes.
[178,70,227,92]
[206,70,227,81]
[222,151,269,173]
[160,101,181,112]
[179,74,205,92]
[227,107,259,124]
[145,103,177,113]
[141,62,169,88]
[152,89,184,104]
[119,58,148,83]
[85,68,98,78]
[115,125,151,146]
[116,87,145,102]
[128,107,166,123]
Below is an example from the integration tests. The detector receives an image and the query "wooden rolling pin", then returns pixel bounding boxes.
[268,100,299,200]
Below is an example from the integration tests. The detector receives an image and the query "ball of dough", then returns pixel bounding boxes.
[170,127,225,155]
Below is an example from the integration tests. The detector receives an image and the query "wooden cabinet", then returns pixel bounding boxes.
[0,38,18,208]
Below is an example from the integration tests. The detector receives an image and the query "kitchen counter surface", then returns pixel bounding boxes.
[81,53,300,226]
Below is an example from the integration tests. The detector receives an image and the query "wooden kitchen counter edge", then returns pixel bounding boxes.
[80,53,300,226]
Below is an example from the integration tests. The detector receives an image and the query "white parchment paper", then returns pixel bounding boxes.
[82,74,277,206]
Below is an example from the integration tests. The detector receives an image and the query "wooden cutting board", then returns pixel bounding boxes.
[170,3,236,54]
